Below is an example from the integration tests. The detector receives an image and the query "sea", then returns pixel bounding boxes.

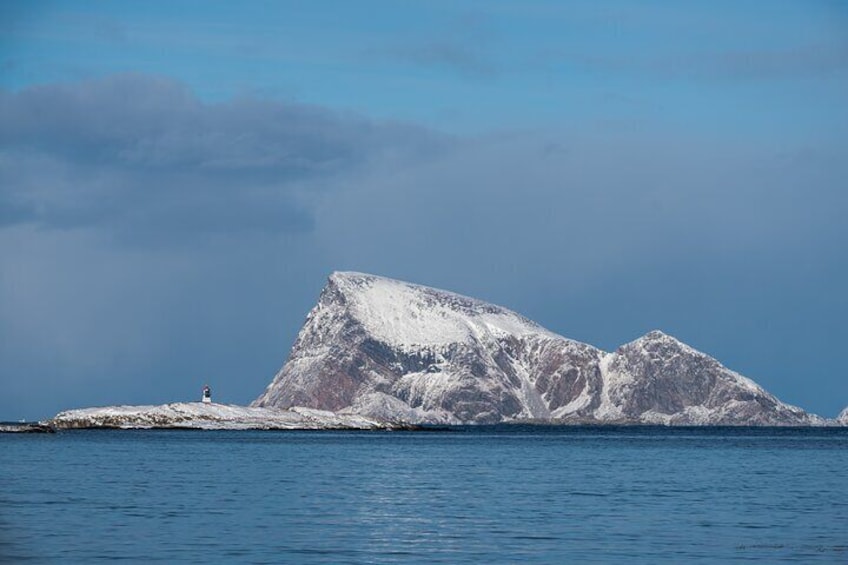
[1,426,846,564]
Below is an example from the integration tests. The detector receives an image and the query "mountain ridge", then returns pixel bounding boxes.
[253,272,827,426]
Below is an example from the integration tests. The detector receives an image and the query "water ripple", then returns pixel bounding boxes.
[1,427,846,563]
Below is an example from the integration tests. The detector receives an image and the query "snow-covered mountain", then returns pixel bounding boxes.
[838,407,848,426]
[47,402,395,430]
[253,272,822,425]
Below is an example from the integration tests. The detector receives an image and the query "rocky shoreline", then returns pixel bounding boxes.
[0,403,423,432]
[0,422,56,433]
[3,411,845,434]
[41,402,410,431]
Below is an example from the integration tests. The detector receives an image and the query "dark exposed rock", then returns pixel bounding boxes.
[0,422,55,433]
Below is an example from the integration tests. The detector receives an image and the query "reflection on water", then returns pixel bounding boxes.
[1,427,847,563]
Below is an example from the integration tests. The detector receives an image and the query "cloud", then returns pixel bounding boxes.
[0,73,444,242]
[369,11,499,79]
[384,41,497,79]
[547,42,848,82]
[708,43,848,80]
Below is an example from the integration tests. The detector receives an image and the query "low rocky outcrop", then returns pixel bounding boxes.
[0,422,55,433]
[46,402,400,430]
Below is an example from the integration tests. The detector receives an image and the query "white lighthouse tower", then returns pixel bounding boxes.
[201,385,212,404]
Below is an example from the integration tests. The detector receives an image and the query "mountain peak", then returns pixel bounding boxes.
[643,329,671,340]
[329,270,377,284]
[622,330,692,354]
[329,271,485,306]
[322,271,559,348]
[637,329,691,345]
[621,330,707,356]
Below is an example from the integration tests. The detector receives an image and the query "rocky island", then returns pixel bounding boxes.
[15,271,845,431]
[254,272,836,426]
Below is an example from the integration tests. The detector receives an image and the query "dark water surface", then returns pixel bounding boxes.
[2,426,846,563]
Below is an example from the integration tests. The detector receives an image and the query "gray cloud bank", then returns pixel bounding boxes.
[1,73,846,420]
[0,74,443,241]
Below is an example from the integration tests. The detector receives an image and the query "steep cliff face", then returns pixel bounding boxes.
[252,272,603,423]
[252,272,821,425]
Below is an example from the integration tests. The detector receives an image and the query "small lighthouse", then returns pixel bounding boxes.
[201,385,212,404]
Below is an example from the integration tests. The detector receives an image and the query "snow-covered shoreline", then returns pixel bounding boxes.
[3,403,845,433]
[44,402,405,431]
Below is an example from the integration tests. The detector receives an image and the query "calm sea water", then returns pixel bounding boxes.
[1,426,846,563]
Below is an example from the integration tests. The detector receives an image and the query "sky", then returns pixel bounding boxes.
[1,1,847,420]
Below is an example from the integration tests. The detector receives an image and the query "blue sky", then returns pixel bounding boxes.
[1,1,847,420]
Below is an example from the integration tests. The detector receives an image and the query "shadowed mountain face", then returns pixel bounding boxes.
[252,272,822,425]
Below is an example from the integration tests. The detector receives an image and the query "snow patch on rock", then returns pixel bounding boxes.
[333,271,560,348]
